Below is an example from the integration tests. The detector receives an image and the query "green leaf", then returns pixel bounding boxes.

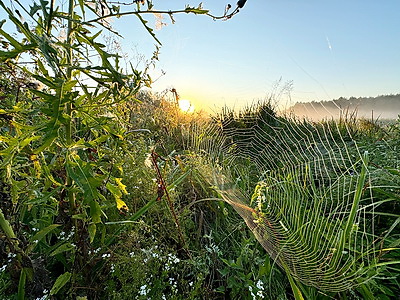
[285,269,304,300]
[63,79,78,91]
[66,153,102,201]
[50,272,71,295]
[112,5,120,14]
[31,74,59,89]
[0,208,17,240]
[385,167,400,176]
[20,136,40,149]
[76,0,85,15]
[105,199,157,247]
[71,213,87,220]
[29,224,60,244]
[136,13,161,45]
[167,170,191,192]
[106,182,121,198]
[90,200,102,223]
[50,242,75,256]
[88,223,96,243]
[185,8,209,15]
[17,268,27,300]
[26,224,60,254]
[389,238,400,248]
[0,27,23,49]
[29,3,41,16]
[33,128,59,154]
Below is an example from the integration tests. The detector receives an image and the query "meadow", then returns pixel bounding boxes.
[0,1,399,299]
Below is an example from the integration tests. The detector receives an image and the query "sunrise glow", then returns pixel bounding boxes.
[178,99,195,113]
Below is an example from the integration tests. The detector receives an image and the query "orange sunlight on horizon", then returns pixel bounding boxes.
[178,99,195,113]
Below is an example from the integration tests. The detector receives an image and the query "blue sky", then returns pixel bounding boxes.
[1,1,399,112]
[117,0,400,112]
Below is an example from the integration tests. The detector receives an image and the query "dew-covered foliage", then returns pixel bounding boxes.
[0,1,399,299]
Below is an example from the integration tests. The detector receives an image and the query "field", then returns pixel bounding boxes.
[0,1,399,299]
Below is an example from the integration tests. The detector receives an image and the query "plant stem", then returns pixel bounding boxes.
[66,0,76,212]
[151,151,191,258]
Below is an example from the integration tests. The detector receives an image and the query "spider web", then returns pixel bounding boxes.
[186,102,397,292]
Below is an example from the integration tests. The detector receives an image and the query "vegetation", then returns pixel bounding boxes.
[0,1,399,299]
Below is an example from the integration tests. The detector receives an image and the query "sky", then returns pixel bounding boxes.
[1,1,400,113]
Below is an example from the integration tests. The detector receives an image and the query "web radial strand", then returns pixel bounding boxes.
[183,101,397,293]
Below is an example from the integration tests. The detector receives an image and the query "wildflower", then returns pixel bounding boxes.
[166,253,180,264]
[34,289,49,300]
[139,284,148,296]
[257,290,265,298]
[256,279,264,290]
[248,285,256,299]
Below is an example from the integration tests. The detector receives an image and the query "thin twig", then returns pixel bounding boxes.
[87,7,241,24]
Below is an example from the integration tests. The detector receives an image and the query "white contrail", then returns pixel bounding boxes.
[326,36,332,51]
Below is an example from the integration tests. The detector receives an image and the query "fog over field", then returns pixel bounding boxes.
[288,94,400,120]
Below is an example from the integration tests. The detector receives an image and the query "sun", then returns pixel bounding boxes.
[178,99,195,113]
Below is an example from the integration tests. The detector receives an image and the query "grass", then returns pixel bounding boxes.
[1,89,399,299]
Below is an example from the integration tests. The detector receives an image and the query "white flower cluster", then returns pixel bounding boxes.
[166,253,180,264]
[248,280,265,299]
[59,226,75,241]
[165,253,180,271]
[168,277,178,291]
[256,280,265,298]
[139,284,149,296]
[88,247,101,255]
[34,289,49,300]
[1,252,17,272]
[135,248,183,297]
